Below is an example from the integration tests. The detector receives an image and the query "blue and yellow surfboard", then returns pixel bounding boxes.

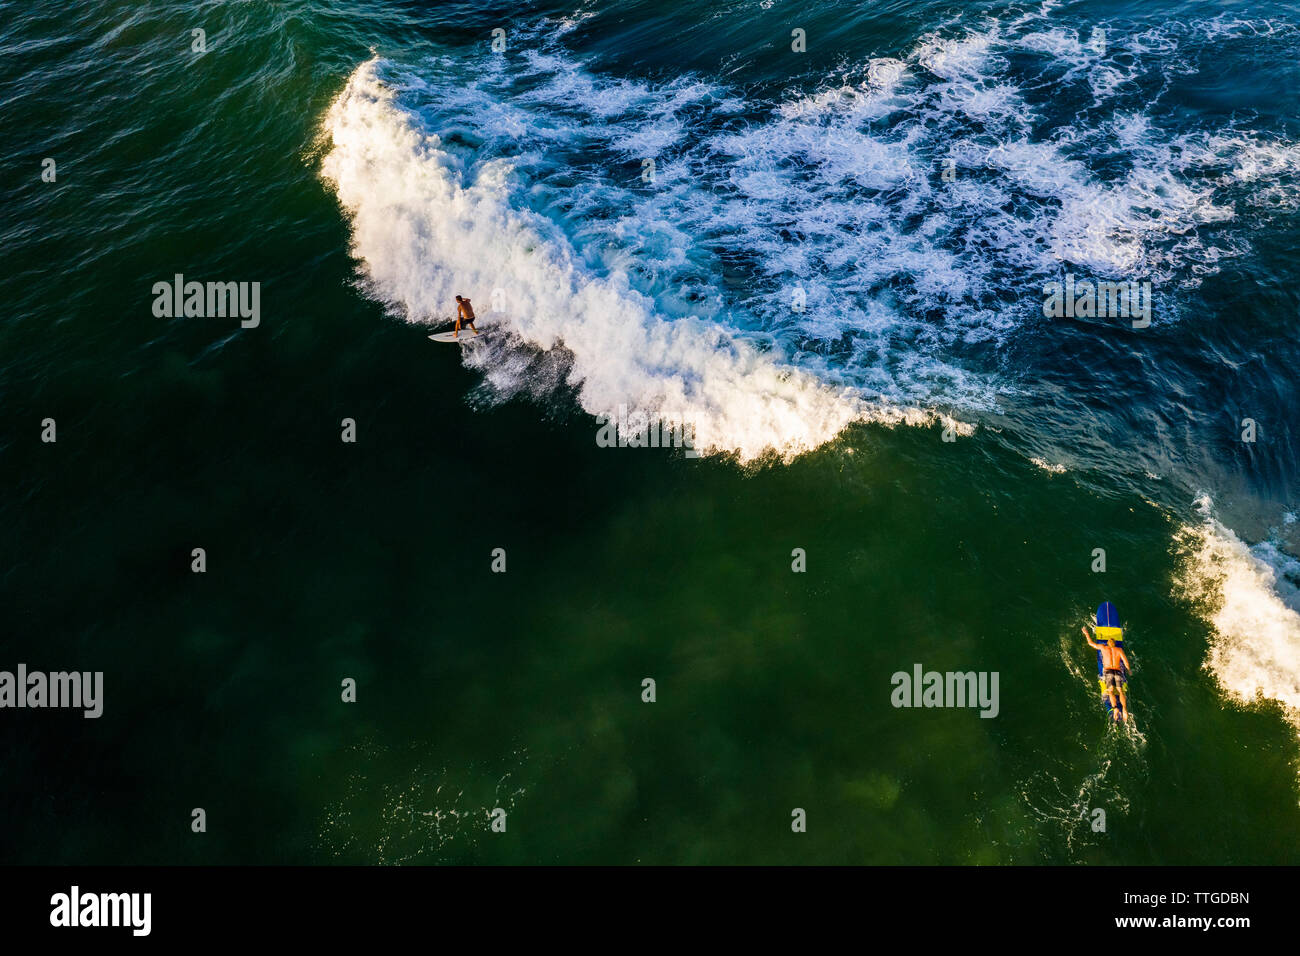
[1094,601,1128,719]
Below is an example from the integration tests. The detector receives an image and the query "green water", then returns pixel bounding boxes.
[2,0,1299,864]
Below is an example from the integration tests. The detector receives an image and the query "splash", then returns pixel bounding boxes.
[1174,496,1300,735]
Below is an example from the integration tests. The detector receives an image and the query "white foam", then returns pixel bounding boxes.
[1174,496,1300,735]
[318,10,1300,461]
[321,60,960,462]
[915,31,1002,81]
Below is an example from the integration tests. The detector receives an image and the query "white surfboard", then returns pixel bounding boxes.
[428,330,486,343]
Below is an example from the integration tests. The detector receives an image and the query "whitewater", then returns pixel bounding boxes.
[320,10,1300,748]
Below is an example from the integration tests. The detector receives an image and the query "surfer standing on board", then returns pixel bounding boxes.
[1083,626,1132,722]
[453,295,478,339]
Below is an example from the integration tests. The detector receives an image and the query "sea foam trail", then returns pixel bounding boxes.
[321,59,953,462]
[1174,497,1300,736]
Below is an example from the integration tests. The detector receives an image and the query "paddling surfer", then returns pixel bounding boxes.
[1083,626,1132,722]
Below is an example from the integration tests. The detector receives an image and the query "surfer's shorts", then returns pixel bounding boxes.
[1103,671,1124,693]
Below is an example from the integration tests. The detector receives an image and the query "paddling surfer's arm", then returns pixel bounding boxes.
[1082,626,1101,649]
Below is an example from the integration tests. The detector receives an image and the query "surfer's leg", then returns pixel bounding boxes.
[1119,691,1130,720]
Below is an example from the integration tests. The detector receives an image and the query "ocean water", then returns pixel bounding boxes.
[1,0,1299,863]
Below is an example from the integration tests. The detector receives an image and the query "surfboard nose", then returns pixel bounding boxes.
[1096,601,1120,627]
